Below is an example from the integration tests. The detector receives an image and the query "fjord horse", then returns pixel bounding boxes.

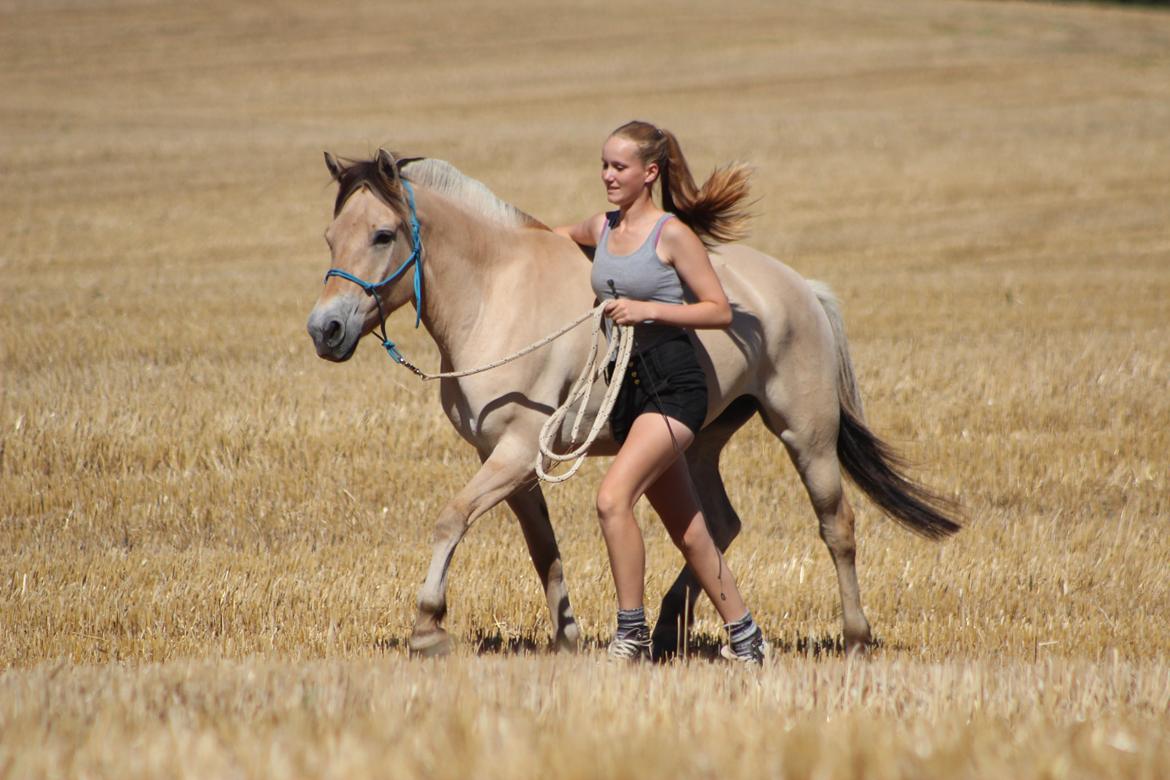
[306,150,959,658]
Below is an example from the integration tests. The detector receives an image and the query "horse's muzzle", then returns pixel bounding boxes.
[307,305,360,362]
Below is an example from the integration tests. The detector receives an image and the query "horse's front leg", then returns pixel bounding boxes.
[409,452,531,656]
[506,484,581,652]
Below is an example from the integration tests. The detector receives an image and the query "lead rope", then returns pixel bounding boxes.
[387,304,605,380]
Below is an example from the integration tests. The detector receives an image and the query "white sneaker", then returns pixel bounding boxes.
[607,630,652,662]
[720,629,769,665]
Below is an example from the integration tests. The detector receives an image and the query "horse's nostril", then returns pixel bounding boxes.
[324,318,344,348]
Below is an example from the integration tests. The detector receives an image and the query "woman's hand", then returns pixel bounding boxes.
[554,213,607,248]
[603,298,656,325]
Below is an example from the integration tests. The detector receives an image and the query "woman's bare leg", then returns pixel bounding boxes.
[643,453,749,624]
[597,412,751,620]
[596,413,696,609]
[598,412,764,661]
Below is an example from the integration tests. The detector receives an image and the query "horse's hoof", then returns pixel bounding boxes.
[844,636,873,658]
[554,622,582,653]
[553,635,580,653]
[409,630,452,658]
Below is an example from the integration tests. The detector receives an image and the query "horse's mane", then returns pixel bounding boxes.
[402,158,548,230]
[332,155,548,231]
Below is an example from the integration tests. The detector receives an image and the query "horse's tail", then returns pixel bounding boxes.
[809,281,865,421]
[809,281,962,540]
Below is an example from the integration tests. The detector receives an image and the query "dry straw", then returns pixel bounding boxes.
[2,0,1169,777]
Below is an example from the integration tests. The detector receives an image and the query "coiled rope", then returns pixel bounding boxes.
[535,313,633,483]
[387,304,632,483]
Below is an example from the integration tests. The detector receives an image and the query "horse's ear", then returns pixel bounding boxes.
[375,148,402,186]
[324,151,343,180]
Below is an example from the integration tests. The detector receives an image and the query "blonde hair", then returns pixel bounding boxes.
[611,120,752,247]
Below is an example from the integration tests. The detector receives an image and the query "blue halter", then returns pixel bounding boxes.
[323,180,423,365]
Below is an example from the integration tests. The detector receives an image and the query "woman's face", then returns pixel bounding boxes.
[601,135,658,207]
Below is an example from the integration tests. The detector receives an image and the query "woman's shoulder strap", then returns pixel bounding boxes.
[598,210,621,243]
[652,213,677,248]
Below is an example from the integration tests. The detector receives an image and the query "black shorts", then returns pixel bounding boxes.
[606,333,709,444]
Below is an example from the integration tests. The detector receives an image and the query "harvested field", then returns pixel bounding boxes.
[2,0,1168,778]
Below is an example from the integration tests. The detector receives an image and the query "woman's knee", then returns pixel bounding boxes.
[595,483,632,525]
[670,515,712,557]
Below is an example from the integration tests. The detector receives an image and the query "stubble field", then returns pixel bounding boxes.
[2,0,1169,778]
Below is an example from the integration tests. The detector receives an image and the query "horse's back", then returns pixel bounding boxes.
[709,244,824,322]
[696,244,838,421]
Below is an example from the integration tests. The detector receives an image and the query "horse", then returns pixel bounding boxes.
[306,149,960,658]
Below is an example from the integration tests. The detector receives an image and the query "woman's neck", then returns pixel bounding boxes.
[615,191,662,226]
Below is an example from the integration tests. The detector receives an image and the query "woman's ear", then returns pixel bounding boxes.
[644,161,660,185]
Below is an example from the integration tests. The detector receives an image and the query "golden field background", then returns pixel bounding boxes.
[1,0,1168,777]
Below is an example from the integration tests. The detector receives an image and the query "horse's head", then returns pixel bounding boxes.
[307,149,421,362]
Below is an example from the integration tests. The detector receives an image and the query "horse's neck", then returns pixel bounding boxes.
[415,193,527,363]
[414,191,588,370]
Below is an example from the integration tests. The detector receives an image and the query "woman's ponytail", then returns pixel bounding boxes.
[612,121,752,247]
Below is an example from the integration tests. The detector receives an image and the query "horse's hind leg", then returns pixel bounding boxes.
[652,396,756,660]
[505,485,581,652]
[765,408,873,655]
[815,482,872,655]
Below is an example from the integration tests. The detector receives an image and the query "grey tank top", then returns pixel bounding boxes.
[590,212,687,352]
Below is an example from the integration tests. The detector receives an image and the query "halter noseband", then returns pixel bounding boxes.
[323,180,423,365]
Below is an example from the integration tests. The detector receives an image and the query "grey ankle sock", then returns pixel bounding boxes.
[725,611,760,653]
[616,607,648,641]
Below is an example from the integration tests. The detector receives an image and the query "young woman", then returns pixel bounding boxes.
[555,121,767,664]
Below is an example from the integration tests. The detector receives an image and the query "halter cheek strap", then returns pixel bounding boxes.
[323,180,424,365]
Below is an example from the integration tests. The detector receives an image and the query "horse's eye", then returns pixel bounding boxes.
[373,231,395,246]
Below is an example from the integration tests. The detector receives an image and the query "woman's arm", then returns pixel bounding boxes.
[553,212,607,248]
[604,220,732,329]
